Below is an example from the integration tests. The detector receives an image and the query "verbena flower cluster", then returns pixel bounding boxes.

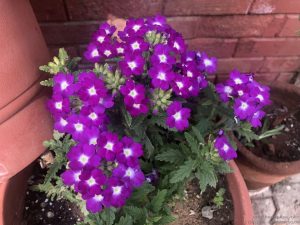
[46,15,271,213]
[216,70,271,128]
[48,71,145,213]
[84,15,217,131]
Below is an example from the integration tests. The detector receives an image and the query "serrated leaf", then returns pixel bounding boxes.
[155,215,176,225]
[216,162,233,174]
[128,183,155,204]
[150,189,167,213]
[191,126,204,143]
[123,206,147,224]
[196,162,218,192]
[100,208,116,225]
[116,215,133,225]
[170,159,196,183]
[144,134,155,159]
[184,132,199,154]
[155,148,184,164]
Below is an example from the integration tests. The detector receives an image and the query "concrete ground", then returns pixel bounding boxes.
[250,173,300,225]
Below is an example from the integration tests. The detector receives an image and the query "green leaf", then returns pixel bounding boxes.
[155,215,176,225]
[150,189,168,213]
[196,162,218,192]
[170,159,196,183]
[128,183,155,204]
[40,78,54,87]
[123,206,147,224]
[116,215,133,225]
[100,208,116,225]
[191,126,204,143]
[184,132,199,154]
[216,162,232,174]
[144,135,155,159]
[155,148,184,164]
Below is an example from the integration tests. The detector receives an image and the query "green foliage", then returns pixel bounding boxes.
[212,188,226,208]
[40,48,81,75]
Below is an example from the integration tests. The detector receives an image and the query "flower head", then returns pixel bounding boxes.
[214,133,237,160]
[119,53,145,77]
[166,101,191,131]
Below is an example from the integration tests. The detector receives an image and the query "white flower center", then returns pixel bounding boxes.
[94,194,104,202]
[234,78,242,85]
[133,103,140,109]
[186,71,193,77]
[157,72,166,81]
[112,186,122,196]
[79,154,89,165]
[173,42,180,50]
[125,168,134,178]
[97,36,105,43]
[132,25,141,32]
[89,112,98,121]
[153,21,162,26]
[158,54,167,63]
[128,61,137,70]
[257,94,264,101]
[91,49,99,57]
[74,123,83,132]
[104,50,112,57]
[74,172,81,182]
[123,148,132,157]
[117,47,124,54]
[87,177,96,186]
[176,81,184,89]
[60,118,68,127]
[223,144,229,152]
[204,59,213,67]
[89,137,98,145]
[105,142,114,151]
[237,90,244,96]
[224,86,232,94]
[240,102,248,110]
[173,112,182,121]
[131,42,140,50]
[129,89,138,98]
[55,102,63,110]
[61,81,69,90]
[187,57,193,62]
[88,86,97,96]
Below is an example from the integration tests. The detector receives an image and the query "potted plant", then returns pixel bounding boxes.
[232,82,300,189]
[12,16,258,225]
[0,0,52,224]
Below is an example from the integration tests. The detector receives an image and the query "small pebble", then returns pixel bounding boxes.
[40,202,47,208]
[196,195,200,199]
[47,211,55,218]
[189,210,196,215]
[45,198,49,203]
[287,185,291,190]
[35,200,39,203]
[25,207,29,211]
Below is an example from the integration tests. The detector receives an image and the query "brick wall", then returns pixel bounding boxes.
[30,0,300,84]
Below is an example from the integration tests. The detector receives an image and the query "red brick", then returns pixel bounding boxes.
[167,17,199,39]
[164,0,253,16]
[275,72,295,83]
[262,15,286,37]
[186,38,238,58]
[217,57,264,73]
[260,57,300,72]
[40,22,99,45]
[30,0,67,22]
[279,15,300,37]
[250,0,300,14]
[195,15,283,38]
[65,0,163,21]
[235,38,300,57]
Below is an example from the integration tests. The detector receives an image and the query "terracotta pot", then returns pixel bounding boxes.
[0,0,52,183]
[0,1,52,223]
[1,160,252,225]
[235,83,300,190]
[227,160,254,225]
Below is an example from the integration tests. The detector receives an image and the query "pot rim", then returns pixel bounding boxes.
[234,83,300,175]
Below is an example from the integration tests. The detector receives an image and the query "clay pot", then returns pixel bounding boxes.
[0,0,52,224]
[1,160,252,225]
[227,160,254,225]
[235,83,300,190]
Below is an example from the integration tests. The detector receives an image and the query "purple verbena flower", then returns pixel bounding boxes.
[149,64,175,90]
[113,164,145,188]
[84,43,101,62]
[150,44,176,66]
[119,53,145,77]
[53,73,75,96]
[166,101,191,131]
[214,133,237,160]
[98,132,122,161]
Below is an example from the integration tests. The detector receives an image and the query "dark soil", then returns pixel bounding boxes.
[170,176,233,225]
[23,164,233,225]
[23,164,82,225]
[250,104,300,162]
